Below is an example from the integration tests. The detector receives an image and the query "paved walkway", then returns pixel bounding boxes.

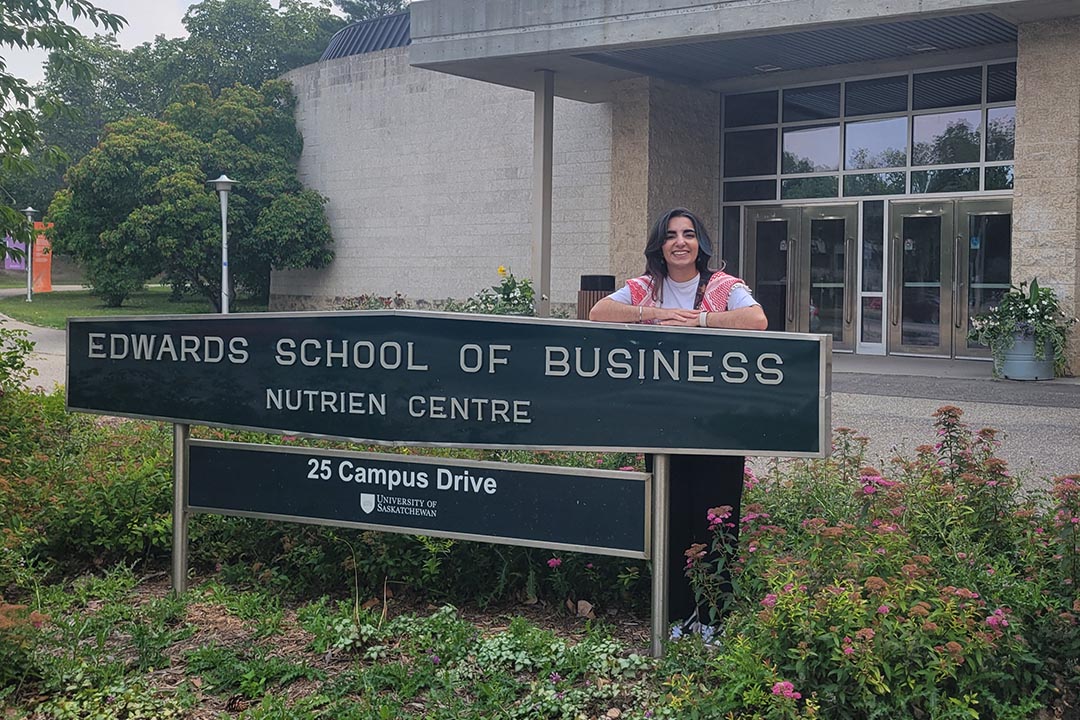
[1,286,81,392]
[829,355,1080,482]
[3,289,1078,481]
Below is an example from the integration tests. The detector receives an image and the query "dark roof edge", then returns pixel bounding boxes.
[321,9,411,61]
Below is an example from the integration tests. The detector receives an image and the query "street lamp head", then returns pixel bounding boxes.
[208,174,236,194]
[21,206,37,218]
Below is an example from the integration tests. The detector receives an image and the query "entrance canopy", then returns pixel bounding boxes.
[409,0,1075,99]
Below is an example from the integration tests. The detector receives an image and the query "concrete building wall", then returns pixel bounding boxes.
[1013,16,1080,370]
[272,47,612,309]
[608,78,721,284]
[609,78,651,284]
[646,81,721,255]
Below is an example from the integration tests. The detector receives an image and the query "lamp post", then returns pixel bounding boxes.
[21,206,36,303]
[207,175,236,314]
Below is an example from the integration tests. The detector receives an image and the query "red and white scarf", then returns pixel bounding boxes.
[626,272,746,314]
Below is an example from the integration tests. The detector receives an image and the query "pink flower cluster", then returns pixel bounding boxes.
[985,607,1010,629]
[547,557,562,569]
[771,681,802,700]
[707,505,733,530]
[859,474,899,496]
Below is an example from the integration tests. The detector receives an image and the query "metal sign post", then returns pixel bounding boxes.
[650,453,670,657]
[172,424,189,595]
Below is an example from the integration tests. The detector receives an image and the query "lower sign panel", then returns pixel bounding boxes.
[188,440,649,558]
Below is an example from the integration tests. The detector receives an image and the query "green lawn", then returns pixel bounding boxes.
[0,286,266,328]
[0,272,30,289]
[0,262,86,288]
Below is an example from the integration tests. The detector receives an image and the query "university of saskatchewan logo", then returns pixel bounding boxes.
[360,493,375,514]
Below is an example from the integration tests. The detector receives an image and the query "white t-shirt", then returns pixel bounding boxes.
[606,275,759,311]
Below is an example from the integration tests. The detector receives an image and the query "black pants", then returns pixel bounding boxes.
[647,453,745,623]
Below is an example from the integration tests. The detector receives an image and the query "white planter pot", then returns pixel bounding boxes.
[1000,335,1054,381]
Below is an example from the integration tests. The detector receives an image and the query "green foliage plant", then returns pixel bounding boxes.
[4,386,1080,716]
[445,267,536,316]
[968,278,1077,376]
[185,642,326,699]
[0,0,124,248]
[0,322,37,393]
[0,600,49,689]
[681,406,1077,719]
[31,678,185,719]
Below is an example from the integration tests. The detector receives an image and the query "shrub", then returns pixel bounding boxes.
[0,322,36,394]
[683,406,1078,718]
[0,600,48,689]
[444,267,536,316]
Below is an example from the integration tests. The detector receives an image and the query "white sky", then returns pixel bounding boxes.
[6,1,199,86]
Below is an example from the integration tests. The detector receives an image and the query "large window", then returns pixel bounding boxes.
[720,61,1016,202]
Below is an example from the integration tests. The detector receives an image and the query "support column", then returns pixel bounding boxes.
[610,78,652,284]
[609,78,721,285]
[1014,17,1080,373]
[532,70,554,318]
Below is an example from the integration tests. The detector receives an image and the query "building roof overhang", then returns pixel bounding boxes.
[409,0,1077,101]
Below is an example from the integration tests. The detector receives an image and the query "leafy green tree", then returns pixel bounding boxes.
[3,0,343,224]
[335,0,407,22]
[49,81,333,308]
[0,0,124,251]
[0,35,132,213]
[181,0,345,93]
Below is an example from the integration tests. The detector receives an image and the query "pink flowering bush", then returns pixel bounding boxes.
[680,407,1079,719]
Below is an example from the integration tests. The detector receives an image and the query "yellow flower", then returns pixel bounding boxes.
[497,265,507,277]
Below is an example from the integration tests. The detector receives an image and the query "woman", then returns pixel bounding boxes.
[589,207,767,330]
[590,207,766,635]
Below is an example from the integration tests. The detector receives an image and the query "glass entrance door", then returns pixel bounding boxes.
[888,202,953,355]
[745,205,858,348]
[956,199,1012,358]
[805,205,858,351]
[887,199,1012,357]
[745,207,800,335]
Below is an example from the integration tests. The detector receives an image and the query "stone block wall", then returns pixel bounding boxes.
[1014,16,1080,372]
[272,48,612,309]
[609,78,651,284]
[608,78,721,284]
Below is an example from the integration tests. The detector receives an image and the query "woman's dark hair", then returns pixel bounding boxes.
[643,207,716,302]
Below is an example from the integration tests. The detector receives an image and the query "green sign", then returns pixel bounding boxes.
[67,311,829,455]
[189,440,650,558]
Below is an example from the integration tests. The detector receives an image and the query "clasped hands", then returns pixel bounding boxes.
[651,308,707,327]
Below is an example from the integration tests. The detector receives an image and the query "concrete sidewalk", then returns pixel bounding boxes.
[0,286,80,392]
[828,354,1080,482]
[2,296,1077,481]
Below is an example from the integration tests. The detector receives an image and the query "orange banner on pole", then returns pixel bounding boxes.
[32,222,52,293]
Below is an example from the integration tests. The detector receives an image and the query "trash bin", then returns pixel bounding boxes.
[577,275,615,320]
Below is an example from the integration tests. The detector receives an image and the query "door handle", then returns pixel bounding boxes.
[844,235,855,327]
[953,234,964,330]
[785,237,797,325]
[890,234,901,327]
